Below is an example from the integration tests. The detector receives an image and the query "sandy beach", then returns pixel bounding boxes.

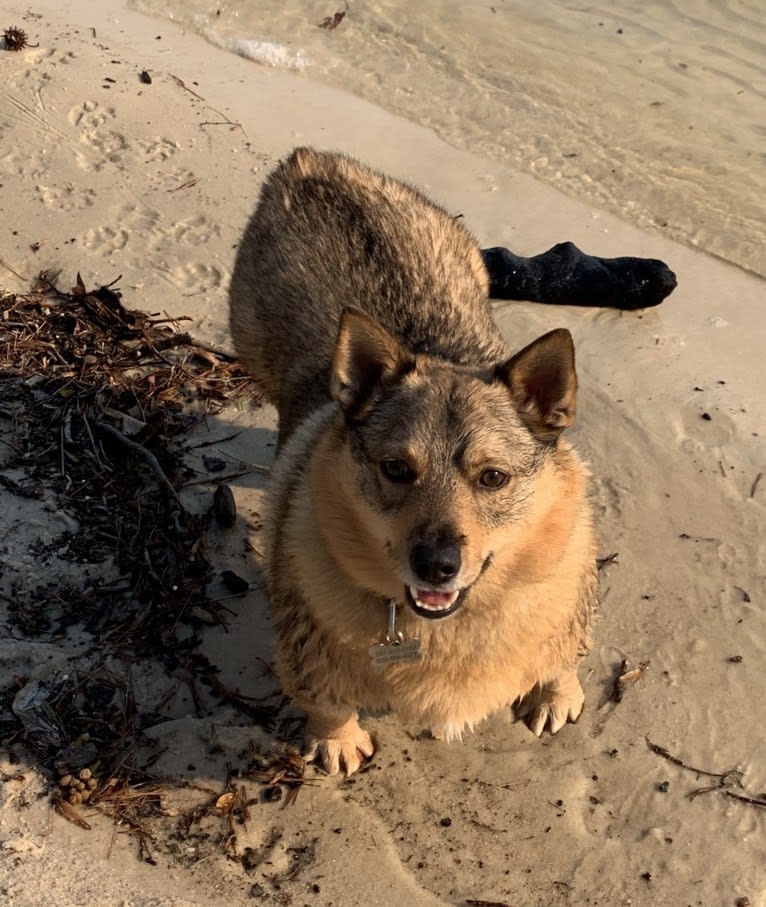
[1,2,765,905]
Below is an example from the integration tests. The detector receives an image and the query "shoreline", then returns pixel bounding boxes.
[129,0,766,281]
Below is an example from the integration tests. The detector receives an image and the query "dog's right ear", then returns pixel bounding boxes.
[331,307,414,418]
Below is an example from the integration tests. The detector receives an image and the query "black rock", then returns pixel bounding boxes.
[221,570,249,594]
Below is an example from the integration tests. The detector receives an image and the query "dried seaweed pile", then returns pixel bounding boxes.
[2,271,254,422]
[1,273,257,648]
[0,274,280,824]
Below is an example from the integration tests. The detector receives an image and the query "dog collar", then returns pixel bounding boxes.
[368,598,422,671]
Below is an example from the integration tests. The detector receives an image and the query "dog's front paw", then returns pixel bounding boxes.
[516,670,584,736]
[304,714,374,775]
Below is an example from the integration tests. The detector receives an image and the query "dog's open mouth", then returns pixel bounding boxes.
[406,586,465,620]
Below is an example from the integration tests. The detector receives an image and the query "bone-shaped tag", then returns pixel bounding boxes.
[369,637,422,671]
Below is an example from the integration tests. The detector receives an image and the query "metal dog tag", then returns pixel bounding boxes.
[369,599,422,671]
[369,637,422,671]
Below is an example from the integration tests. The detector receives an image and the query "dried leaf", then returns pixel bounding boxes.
[55,799,92,830]
[318,10,346,30]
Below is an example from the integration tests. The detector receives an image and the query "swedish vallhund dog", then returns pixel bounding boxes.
[229,147,597,775]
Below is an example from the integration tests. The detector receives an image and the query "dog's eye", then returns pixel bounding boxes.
[380,459,416,483]
[478,468,509,489]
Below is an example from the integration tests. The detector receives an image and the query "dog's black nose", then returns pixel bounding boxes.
[410,543,461,585]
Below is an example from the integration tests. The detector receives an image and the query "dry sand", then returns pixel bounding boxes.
[1,2,764,905]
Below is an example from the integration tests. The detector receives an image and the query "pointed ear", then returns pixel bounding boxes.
[498,328,577,441]
[331,307,415,417]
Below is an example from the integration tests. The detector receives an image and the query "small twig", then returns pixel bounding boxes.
[83,415,108,470]
[205,673,281,725]
[137,827,158,865]
[725,791,766,809]
[239,783,250,825]
[679,532,720,543]
[191,431,244,449]
[95,421,180,505]
[106,820,119,859]
[170,74,205,101]
[0,257,27,283]
[170,75,246,137]
[187,339,240,362]
[200,121,243,131]
[646,737,745,802]
[182,469,255,488]
[645,738,738,779]
[177,668,205,715]
[751,471,763,499]
[54,798,92,830]
[597,552,619,570]
[167,178,200,192]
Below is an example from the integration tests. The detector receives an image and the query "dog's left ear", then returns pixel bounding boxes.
[331,307,414,418]
[497,328,577,441]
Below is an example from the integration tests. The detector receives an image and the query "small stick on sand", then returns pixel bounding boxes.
[644,737,766,806]
[95,420,180,505]
[646,737,741,781]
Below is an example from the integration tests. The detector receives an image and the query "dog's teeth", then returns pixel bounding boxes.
[410,587,460,610]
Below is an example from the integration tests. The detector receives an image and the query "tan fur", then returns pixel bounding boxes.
[229,148,598,774]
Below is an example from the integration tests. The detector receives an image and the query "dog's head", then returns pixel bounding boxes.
[318,307,578,620]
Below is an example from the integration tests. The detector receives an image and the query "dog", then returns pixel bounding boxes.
[229,147,597,775]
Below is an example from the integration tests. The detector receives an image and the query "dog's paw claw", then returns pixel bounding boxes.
[525,699,579,736]
[304,721,374,776]
[517,672,584,736]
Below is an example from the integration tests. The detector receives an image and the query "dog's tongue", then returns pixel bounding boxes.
[415,589,455,608]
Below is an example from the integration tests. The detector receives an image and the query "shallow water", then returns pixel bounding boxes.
[130,0,766,277]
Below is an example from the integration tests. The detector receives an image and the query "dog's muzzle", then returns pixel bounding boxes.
[406,541,465,619]
[404,549,493,620]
